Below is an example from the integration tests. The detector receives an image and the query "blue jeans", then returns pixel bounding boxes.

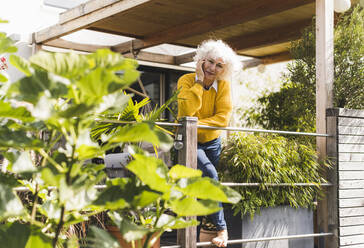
[197,137,227,236]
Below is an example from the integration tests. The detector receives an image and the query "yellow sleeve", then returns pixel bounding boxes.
[198,81,232,127]
[177,74,204,117]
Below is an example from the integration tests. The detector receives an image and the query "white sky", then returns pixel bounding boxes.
[0,0,62,40]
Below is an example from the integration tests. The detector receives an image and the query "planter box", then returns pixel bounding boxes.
[107,225,160,248]
[224,205,313,248]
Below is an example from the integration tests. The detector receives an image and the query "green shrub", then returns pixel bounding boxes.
[219,133,328,218]
[245,5,364,133]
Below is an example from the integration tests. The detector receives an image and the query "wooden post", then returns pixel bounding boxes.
[177,116,198,248]
[316,0,334,247]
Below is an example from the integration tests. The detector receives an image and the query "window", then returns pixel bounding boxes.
[128,65,188,121]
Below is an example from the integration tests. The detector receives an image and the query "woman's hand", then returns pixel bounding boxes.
[196,59,205,83]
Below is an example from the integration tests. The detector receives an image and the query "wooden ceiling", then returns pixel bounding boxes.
[34,0,319,67]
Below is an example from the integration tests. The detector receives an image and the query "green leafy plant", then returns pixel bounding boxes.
[0,28,241,248]
[245,5,363,133]
[219,133,328,218]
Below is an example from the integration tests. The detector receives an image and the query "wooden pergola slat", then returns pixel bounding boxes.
[59,0,121,24]
[111,0,314,54]
[34,0,152,43]
[228,19,312,52]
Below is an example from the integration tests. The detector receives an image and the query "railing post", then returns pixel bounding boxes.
[177,116,198,248]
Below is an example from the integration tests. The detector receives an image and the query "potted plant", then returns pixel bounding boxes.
[0,29,241,248]
[219,133,329,248]
[198,217,218,247]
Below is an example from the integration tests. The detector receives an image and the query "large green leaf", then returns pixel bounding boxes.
[87,49,131,71]
[7,69,51,104]
[92,177,159,210]
[76,67,115,104]
[168,165,202,180]
[0,72,8,82]
[127,154,170,193]
[169,197,221,216]
[107,123,172,150]
[109,212,150,242]
[107,123,159,143]
[132,190,160,208]
[0,100,34,122]
[39,200,61,220]
[177,177,241,204]
[91,185,129,210]
[74,129,101,160]
[88,50,140,89]
[59,178,98,211]
[96,91,130,115]
[0,32,17,54]
[7,151,36,173]
[0,127,43,148]
[9,54,32,76]
[88,226,120,248]
[155,214,199,230]
[25,228,52,248]
[0,184,24,220]
[58,103,94,118]
[0,222,30,248]
[155,127,173,151]
[29,51,89,79]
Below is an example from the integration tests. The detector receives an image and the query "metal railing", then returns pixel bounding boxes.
[172,116,336,248]
[10,117,336,247]
[161,233,334,248]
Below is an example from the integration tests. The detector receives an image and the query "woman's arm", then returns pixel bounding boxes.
[177,74,204,117]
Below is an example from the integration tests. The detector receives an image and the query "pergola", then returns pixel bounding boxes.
[32,1,356,247]
[33,0,321,67]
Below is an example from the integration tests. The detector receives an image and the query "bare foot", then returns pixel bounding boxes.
[211,229,228,247]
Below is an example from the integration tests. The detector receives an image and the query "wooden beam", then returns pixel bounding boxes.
[243,58,262,69]
[43,38,176,65]
[228,19,312,52]
[261,51,291,64]
[34,0,152,43]
[175,52,196,65]
[44,38,110,52]
[175,50,291,69]
[59,0,121,24]
[111,39,145,54]
[243,51,291,69]
[123,51,175,65]
[112,0,314,53]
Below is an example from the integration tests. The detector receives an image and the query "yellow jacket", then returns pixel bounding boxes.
[177,73,232,143]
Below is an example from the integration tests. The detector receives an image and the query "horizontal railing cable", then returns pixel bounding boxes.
[14,185,107,192]
[97,119,330,137]
[222,182,333,187]
[14,182,332,192]
[96,118,183,127]
[161,233,334,248]
[198,125,331,137]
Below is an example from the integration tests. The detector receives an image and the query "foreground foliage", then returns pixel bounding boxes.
[0,30,240,247]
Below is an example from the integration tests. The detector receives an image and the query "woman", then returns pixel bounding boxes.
[177,39,240,247]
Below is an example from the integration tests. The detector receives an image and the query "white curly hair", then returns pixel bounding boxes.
[193,39,241,81]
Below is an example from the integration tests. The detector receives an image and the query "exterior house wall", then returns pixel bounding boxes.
[327,108,364,247]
